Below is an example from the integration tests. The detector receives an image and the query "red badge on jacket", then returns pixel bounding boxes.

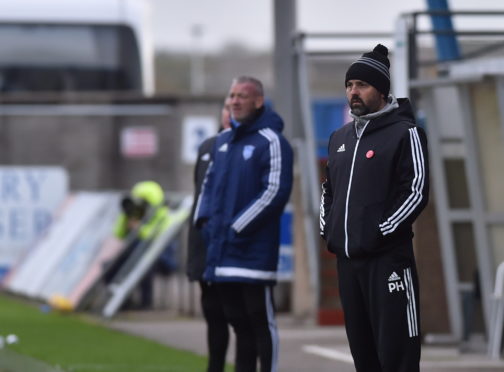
[366,150,374,159]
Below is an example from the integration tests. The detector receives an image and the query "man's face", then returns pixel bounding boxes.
[346,79,385,116]
[228,82,264,123]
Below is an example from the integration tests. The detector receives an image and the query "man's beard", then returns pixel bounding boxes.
[349,98,370,116]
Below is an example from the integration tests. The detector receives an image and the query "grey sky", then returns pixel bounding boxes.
[147,0,504,53]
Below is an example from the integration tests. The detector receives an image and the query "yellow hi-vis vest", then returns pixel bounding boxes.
[113,181,171,241]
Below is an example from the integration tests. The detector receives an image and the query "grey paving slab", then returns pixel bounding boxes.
[0,348,64,372]
[107,311,504,372]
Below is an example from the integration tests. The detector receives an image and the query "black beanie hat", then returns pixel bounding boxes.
[345,44,390,96]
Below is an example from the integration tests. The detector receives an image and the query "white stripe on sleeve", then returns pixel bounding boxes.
[379,128,425,235]
[232,128,282,233]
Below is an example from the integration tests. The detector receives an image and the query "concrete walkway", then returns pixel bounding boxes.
[0,348,63,372]
[107,311,504,372]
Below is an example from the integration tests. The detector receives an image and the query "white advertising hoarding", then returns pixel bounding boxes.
[0,166,68,274]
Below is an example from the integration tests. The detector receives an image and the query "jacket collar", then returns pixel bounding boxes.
[350,94,399,128]
[230,106,284,141]
[350,95,415,136]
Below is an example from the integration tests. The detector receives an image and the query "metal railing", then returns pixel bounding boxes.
[489,261,504,359]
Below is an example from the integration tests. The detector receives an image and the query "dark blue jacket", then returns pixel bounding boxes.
[194,106,293,283]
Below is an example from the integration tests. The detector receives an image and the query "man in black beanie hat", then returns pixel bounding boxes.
[320,44,430,372]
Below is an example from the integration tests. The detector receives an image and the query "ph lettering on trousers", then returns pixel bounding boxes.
[388,281,405,293]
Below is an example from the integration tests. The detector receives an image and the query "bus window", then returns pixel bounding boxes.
[0,24,142,92]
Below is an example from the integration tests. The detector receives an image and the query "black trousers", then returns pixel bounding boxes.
[200,281,230,372]
[216,282,278,372]
[337,243,421,372]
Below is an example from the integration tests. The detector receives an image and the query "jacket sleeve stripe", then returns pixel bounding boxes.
[379,128,425,235]
[215,266,277,280]
[319,181,327,235]
[231,128,282,233]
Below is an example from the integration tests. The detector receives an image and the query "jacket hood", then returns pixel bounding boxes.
[234,106,284,135]
[364,97,416,135]
[351,94,399,123]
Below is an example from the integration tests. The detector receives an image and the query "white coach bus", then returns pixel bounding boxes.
[0,0,154,95]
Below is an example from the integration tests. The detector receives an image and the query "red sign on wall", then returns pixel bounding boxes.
[120,127,159,158]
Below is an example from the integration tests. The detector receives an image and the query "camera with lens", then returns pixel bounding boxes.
[121,196,148,220]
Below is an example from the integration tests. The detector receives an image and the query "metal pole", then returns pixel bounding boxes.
[426,0,461,62]
[459,84,496,339]
[496,77,504,140]
[489,262,504,358]
[273,0,296,140]
[292,34,320,310]
[393,15,410,98]
[190,24,204,95]
[420,88,464,340]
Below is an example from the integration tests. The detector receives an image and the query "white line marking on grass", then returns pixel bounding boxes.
[421,360,504,369]
[302,345,354,364]
[67,364,186,371]
[303,344,504,369]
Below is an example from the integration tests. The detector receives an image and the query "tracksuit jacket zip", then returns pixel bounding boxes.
[344,120,368,258]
